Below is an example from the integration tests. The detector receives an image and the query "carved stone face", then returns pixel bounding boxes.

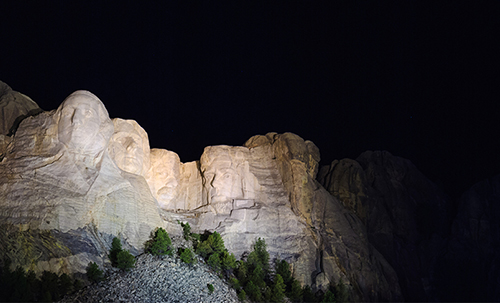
[57,90,113,156]
[147,149,180,209]
[201,147,256,207]
[108,119,150,176]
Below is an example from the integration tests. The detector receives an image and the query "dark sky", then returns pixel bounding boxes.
[2,2,500,200]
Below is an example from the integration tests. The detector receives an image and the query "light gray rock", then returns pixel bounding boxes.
[0,82,420,301]
[0,90,164,275]
[108,118,151,177]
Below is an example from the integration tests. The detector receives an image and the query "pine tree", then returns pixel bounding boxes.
[221,251,237,270]
[288,278,303,302]
[196,240,213,259]
[302,284,316,302]
[109,237,122,266]
[207,231,225,253]
[245,280,262,302]
[180,248,196,264]
[321,290,336,303]
[151,227,172,256]
[86,262,103,282]
[181,222,191,240]
[208,252,222,270]
[271,274,286,302]
[247,238,269,274]
[117,250,136,271]
[333,278,348,303]
[276,259,292,284]
[238,289,247,301]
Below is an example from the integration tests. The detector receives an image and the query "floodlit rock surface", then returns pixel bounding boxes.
[3,81,496,301]
[0,89,163,276]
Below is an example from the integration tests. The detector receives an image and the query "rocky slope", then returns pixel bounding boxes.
[60,237,238,303]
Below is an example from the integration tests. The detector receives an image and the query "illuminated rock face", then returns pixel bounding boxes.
[0,90,163,276]
[0,83,408,300]
[108,118,151,177]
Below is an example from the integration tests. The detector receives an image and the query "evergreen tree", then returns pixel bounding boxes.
[247,237,270,275]
[321,290,336,303]
[271,274,286,302]
[276,259,292,284]
[264,285,272,302]
[250,265,265,287]
[238,289,247,301]
[288,278,303,302]
[151,227,172,256]
[236,261,248,285]
[207,283,215,293]
[117,250,136,271]
[58,273,73,296]
[208,252,222,270]
[109,237,122,266]
[40,270,60,301]
[221,250,237,271]
[181,222,191,240]
[333,278,348,303]
[180,248,196,264]
[230,277,241,290]
[303,284,317,302]
[207,231,225,253]
[245,280,262,302]
[196,240,213,259]
[86,262,104,282]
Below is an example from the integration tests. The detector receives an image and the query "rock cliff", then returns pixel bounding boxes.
[318,151,450,301]
[2,82,494,301]
[433,174,500,302]
[0,89,164,277]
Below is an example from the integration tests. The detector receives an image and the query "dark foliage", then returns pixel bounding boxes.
[86,261,104,282]
[207,283,214,293]
[150,227,172,256]
[0,261,77,302]
[179,248,196,264]
[180,222,191,240]
[109,237,123,267]
[117,250,136,271]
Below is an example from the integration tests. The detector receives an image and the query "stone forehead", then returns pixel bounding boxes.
[59,90,109,120]
[150,149,180,163]
[112,119,148,140]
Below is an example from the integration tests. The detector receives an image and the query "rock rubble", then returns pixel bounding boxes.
[61,239,238,303]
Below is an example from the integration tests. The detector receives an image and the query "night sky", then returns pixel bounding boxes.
[2,2,500,200]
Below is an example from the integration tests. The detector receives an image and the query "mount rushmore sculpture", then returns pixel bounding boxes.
[1,82,452,301]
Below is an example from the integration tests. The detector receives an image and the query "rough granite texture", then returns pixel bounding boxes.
[0,90,164,276]
[3,82,494,301]
[318,151,450,301]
